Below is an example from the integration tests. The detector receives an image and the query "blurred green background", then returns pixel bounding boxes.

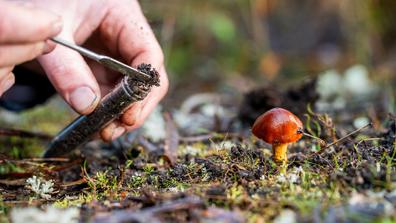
[2,0,396,159]
[140,0,396,106]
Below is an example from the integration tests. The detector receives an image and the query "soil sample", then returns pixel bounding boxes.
[44,64,160,158]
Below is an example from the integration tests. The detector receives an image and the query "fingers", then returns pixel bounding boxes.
[0,1,62,96]
[121,102,143,126]
[122,66,169,130]
[44,40,57,54]
[38,39,101,114]
[99,66,169,141]
[98,1,168,141]
[0,67,15,96]
[100,0,164,69]
[0,42,50,67]
[100,120,126,142]
[0,1,62,44]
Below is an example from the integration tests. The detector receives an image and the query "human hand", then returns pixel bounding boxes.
[0,1,62,96]
[32,0,168,141]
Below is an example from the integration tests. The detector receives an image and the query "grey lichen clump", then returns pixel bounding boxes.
[25,176,54,199]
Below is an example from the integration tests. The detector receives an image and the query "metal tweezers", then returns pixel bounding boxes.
[50,37,151,82]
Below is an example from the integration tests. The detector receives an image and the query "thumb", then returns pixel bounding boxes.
[38,38,101,114]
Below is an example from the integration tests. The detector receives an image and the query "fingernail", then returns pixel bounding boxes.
[111,127,126,140]
[51,19,63,34]
[70,86,97,114]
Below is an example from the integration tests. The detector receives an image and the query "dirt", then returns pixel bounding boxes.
[1,78,396,223]
[137,63,160,87]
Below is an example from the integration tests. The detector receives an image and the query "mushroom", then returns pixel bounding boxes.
[252,107,303,164]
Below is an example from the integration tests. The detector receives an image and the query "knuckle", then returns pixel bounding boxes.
[131,119,144,129]
[46,62,77,89]
[122,115,144,129]
[100,130,111,142]
[100,125,113,142]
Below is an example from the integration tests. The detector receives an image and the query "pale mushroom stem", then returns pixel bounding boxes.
[272,143,288,164]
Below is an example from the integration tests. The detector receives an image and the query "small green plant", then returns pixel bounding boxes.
[143,165,155,175]
[129,172,145,188]
[227,184,245,205]
[0,196,9,223]
[0,162,24,175]
[53,194,93,208]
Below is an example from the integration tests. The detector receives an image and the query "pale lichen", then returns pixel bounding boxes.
[26,176,54,199]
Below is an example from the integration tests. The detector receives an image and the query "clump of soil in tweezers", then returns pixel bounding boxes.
[137,63,160,86]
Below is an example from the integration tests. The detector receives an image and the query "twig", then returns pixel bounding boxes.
[17,158,69,162]
[0,157,70,167]
[0,179,26,186]
[325,123,372,148]
[93,196,203,223]
[180,134,214,142]
[355,137,381,147]
[300,123,372,153]
[118,166,126,188]
[61,178,87,188]
[301,132,326,146]
[0,127,53,140]
[4,200,44,206]
[163,112,179,166]
[82,161,97,199]
[180,132,244,143]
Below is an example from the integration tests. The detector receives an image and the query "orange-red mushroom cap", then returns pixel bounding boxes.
[252,108,303,144]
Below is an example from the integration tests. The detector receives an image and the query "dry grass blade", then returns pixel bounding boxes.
[0,127,53,140]
[0,179,26,186]
[93,196,203,223]
[325,122,372,148]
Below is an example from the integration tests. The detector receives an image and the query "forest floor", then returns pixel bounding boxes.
[0,76,396,223]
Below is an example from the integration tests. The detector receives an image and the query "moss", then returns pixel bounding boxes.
[0,197,9,223]
[1,103,396,222]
